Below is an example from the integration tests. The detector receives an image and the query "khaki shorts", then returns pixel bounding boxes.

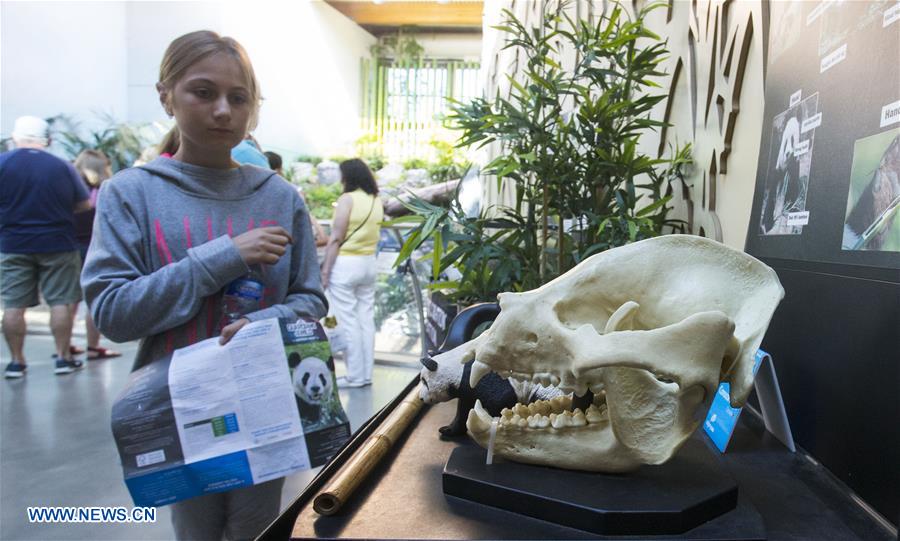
[0,251,82,308]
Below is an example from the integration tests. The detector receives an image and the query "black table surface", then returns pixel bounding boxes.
[275,387,893,541]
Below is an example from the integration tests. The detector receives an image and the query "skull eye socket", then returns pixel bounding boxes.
[553,299,645,333]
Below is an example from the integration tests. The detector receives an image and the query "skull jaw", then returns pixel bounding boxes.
[466,403,644,473]
[465,374,707,473]
[461,311,734,473]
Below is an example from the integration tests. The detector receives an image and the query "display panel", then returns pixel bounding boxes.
[746,0,900,270]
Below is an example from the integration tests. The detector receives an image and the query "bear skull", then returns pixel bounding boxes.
[462,235,783,472]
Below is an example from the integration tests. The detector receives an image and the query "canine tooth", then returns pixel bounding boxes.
[473,399,493,424]
[466,407,490,431]
[551,414,567,429]
[537,415,550,428]
[469,360,491,388]
[571,411,587,427]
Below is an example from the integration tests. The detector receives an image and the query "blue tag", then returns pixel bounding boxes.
[703,350,767,452]
[225,278,264,301]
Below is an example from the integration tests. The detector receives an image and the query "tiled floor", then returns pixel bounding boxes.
[0,330,418,541]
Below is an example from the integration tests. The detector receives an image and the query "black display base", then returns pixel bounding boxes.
[442,436,764,538]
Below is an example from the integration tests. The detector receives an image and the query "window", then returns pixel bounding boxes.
[361,58,480,161]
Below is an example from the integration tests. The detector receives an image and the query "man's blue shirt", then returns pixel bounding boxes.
[0,148,89,253]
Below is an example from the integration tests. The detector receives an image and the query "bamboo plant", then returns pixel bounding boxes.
[392,1,691,304]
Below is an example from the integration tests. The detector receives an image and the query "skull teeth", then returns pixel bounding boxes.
[480,365,580,390]
[493,401,608,430]
[470,361,616,408]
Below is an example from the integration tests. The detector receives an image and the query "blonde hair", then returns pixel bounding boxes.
[157,128,180,156]
[74,149,112,187]
[157,30,262,153]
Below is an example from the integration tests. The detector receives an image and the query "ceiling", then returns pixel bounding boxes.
[324,1,484,35]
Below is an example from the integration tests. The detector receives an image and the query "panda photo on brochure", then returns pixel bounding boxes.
[280,318,352,466]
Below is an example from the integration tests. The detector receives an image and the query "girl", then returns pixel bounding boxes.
[320,159,384,388]
[71,149,120,359]
[81,31,326,540]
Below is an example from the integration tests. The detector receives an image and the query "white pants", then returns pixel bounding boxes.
[327,254,376,383]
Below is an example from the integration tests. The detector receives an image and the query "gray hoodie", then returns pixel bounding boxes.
[81,157,327,371]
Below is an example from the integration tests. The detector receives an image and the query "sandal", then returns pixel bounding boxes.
[87,346,122,360]
[69,345,85,355]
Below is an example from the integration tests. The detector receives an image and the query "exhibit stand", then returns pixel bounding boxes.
[259,376,893,541]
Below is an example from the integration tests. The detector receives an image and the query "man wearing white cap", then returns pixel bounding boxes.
[1,116,92,378]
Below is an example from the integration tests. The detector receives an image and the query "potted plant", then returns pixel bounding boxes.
[392,1,691,327]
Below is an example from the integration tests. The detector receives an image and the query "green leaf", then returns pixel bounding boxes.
[431,229,443,280]
[636,195,673,217]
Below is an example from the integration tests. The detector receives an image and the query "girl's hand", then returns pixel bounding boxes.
[232,226,292,265]
[220,317,250,345]
[321,270,329,290]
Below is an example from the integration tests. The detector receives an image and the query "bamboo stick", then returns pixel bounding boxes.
[313,385,423,516]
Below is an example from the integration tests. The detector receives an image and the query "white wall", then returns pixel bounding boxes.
[125,1,376,160]
[417,33,481,60]
[2,1,376,160]
[1,1,128,146]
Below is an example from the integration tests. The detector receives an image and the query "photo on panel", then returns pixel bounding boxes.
[842,128,900,252]
[759,94,820,236]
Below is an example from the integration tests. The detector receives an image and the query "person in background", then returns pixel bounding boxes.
[231,133,269,168]
[265,150,328,248]
[81,30,326,539]
[264,150,283,176]
[0,116,90,378]
[320,158,384,388]
[70,150,120,360]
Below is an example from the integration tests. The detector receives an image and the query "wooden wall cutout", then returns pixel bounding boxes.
[479,0,764,245]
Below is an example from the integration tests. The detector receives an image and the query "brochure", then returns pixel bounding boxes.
[112,318,350,507]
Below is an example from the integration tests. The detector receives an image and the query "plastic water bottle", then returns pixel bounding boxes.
[221,266,265,324]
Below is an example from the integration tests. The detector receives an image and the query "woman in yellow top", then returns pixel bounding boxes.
[321,159,384,388]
